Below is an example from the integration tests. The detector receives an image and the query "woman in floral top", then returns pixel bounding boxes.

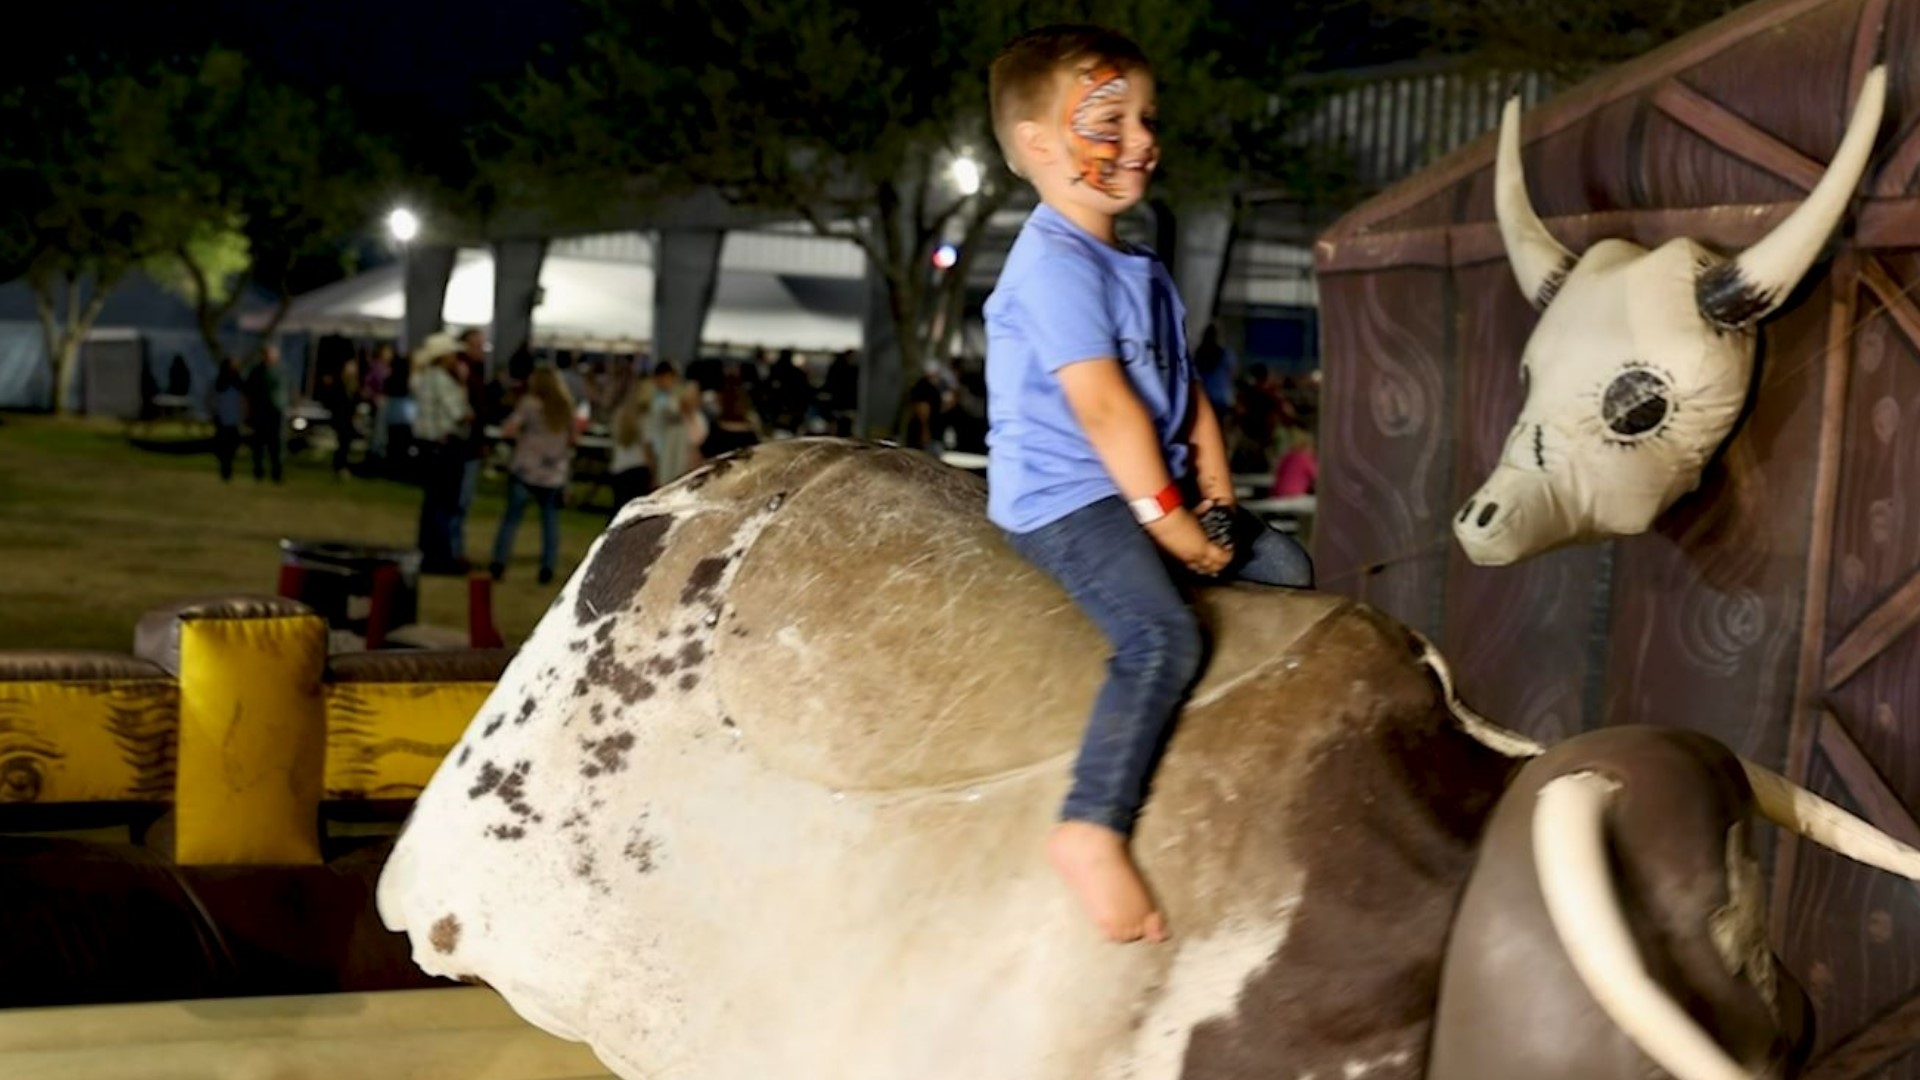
[489,367,579,585]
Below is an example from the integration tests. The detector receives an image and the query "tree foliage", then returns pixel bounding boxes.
[0,46,397,410]
[495,0,1332,433]
[0,61,199,412]
[153,47,399,362]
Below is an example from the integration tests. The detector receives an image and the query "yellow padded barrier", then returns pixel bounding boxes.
[0,680,177,804]
[174,614,328,865]
[324,682,493,800]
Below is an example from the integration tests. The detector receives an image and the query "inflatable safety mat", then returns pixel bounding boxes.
[0,836,443,1009]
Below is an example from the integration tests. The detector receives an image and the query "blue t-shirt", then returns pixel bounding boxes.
[983,204,1193,533]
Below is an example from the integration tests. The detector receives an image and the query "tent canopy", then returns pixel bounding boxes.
[259,248,866,353]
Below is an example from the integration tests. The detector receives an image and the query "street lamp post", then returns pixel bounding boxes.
[387,208,419,353]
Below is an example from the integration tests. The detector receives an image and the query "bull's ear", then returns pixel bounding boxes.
[1696,65,1887,330]
[1495,95,1576,311]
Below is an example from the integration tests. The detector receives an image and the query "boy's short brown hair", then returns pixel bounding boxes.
[988,25,1152,173]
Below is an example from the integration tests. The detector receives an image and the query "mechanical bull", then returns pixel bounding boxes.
[1454,66,1888,566]
[377,440,1920,1080]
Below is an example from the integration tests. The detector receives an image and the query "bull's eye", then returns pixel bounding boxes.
[0,756,45,803]
[1602,368,1671,439]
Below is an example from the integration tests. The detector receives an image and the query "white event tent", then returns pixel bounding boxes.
[263,229,868,353]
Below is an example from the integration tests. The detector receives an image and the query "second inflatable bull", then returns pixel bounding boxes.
[378,440,1920,1080]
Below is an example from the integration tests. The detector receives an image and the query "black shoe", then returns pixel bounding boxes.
[489,561,506,582]
[538,567,555,585]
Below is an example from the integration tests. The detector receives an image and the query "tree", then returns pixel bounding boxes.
[1373,0,1741,80]
[150,48,398,365]
[496,0,1334,435]
[0,62,197,414]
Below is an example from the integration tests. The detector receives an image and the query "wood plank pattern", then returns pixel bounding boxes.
[1314,270,1455,633]
[1602,282,1829,760]
[1439,263,1602,743]
[1861,257,1920,358]
[1774,253,1859,949]
[1315,197,1920,274]
[1826,567,1920,691]
[1822,268,1920,651]
[1651,78,1826,190]
[1779,753,1920,1061]
[1805,991,1920,1080]
[1317,0,1857,235]
[1818,709,1920,847]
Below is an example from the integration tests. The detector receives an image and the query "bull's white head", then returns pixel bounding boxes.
[1455,67,1887,566]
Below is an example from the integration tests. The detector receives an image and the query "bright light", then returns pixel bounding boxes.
[931,243,959,271]
[949,155,982,196]
[387,208,420,244]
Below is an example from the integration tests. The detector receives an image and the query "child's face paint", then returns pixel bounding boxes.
[1060,64,1156,199]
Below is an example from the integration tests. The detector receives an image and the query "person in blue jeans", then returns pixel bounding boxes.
[489,367,579,586]
[983,25,1313,945]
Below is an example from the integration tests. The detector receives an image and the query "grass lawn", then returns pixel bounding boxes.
[0,413,611,651]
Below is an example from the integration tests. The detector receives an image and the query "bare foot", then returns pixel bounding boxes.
[1047,821,1169,943]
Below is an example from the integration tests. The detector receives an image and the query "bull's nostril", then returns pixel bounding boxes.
[1477,503,1498,528]
[1458,500,1475,524]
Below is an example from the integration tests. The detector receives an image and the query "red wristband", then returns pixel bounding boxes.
[1128,483,1184,524]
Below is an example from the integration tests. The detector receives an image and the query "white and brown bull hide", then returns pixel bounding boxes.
[1453,66,1887,566]
[378,439,1526,1080]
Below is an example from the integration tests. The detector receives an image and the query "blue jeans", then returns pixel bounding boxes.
[447,457,480,560]
[1005,496,1313,836]
[491,477,563,576]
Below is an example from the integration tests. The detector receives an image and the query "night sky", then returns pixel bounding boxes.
[18,1,1427,128]
[14,0,581,128]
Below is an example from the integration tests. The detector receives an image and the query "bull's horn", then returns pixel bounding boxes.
[1697,65,1887,329]
[1535,772,1753,1080]
[1495,95,1576,310]
[1741,760,1920,880]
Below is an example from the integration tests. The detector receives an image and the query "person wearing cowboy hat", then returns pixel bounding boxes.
[410,332,474,574]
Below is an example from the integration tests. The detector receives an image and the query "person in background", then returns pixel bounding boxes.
[410,333,473,575]
[608,378,655,518]
[701,369,763,459]
[243,345,288,483]
[382,344,417,478]
[1270,427,1318,497]
[489,366,579,586]
[447,328,490,567]
[647,362,706,487]
[209,355,247,482]
[323,356,362,478]
[364,343,394,463]
[1194,324,1235,424]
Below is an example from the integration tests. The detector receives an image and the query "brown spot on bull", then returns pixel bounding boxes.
[585,637,656,705]
[590,703,607,726]
[468,761,505,799]
[488,823,526,840]
[575,514,671,624]
[516,698,537,724]
[680,555,731,606]
[678,640,707,668]
[1176,613,1517,1080]
[430,915,461,954]
[574,678,589,697]
[645,653,678,677]
[581,731,638,778]
[595,620,615,644]
[625,812,658,873]
[568,640,588,653]
[679,672,700,692]
[494,761,535,818]
[482,713,505,738]
[457,746,471,767]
